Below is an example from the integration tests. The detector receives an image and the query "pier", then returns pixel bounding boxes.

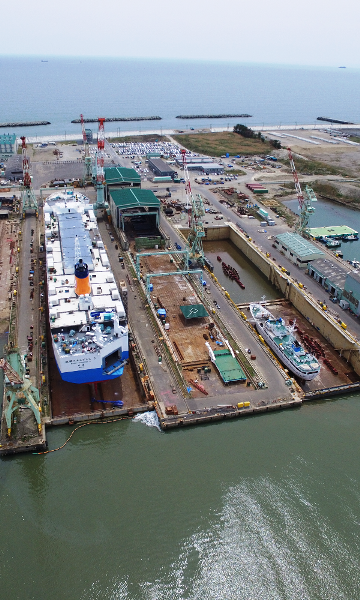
[176,114,252,119]
[71,116,162,124]
[0,121,51,128]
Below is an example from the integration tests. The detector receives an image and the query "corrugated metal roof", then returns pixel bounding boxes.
[276,232,324,259]
[104,167,141,185]
[310,258,347,288]
[109,188,160,210]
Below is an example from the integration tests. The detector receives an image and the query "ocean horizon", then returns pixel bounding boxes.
[1,55,360,138]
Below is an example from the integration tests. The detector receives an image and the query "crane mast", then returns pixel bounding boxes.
[94,117,107,209]
[181,149,205,265]
[287,147,315,235]
[80,113,92,182]
[20,136,38,217]
[0,356,42,438]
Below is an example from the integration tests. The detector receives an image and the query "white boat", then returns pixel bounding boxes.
[249,303,321,381]
[44,190,128,384]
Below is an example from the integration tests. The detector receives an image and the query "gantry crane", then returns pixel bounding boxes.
[20,136,38,218]
[288,147,316,235]
[0,356,42,438]
[181,149,206,265]
[80,114,92,184]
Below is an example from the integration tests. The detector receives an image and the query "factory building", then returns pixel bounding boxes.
[104,166,141,203]
[148,158,177,179]
[274,232,324,267]
[5,155,23,181]
[109,188,161,233]
[342,271,360,314]
[175,155,214,167]
[187,162,223,174]
[308,258,347,298]
[308,257,360,314]
[0,133,17,157]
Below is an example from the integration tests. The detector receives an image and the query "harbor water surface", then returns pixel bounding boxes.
[1,234,360,599]
[1,396,360,599]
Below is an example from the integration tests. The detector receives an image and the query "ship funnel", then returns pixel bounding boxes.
[75,258,91,296]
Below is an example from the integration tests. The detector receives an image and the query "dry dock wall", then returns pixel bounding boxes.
[180,223,360,376]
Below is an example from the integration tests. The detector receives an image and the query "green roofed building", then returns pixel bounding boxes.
[274,232,324,267]
[0,133,17,157]
[104,166,141,202]
[109,188,161,231]
[308,225,358,240]
[180,304,208,319]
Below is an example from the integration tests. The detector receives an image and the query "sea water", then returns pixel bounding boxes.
[1,56,360,138]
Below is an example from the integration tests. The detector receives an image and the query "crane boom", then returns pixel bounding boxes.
[288,147,315,235]
[19,136,38,216]
[0,358,23,385]
[287,147,304,209]
[181,149,205,264]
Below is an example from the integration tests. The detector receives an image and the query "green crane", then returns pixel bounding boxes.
[288,148,316,235]
[181,149,206,265]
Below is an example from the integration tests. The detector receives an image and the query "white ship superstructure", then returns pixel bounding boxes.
[44,191,128,384]
[250,303,320,381]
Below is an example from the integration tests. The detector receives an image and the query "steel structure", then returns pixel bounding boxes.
[0,356,42,438]
[94,117,108,209]
[145,269,203,302]
[135,250,189,279]
[287,147,315,235]
[80,113,92,182]
[181,149,206,264]
[20,136,38,217]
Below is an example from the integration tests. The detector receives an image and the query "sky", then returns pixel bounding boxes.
[3,0,360,67]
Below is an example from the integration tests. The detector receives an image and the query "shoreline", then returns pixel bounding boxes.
[21,122,360,144]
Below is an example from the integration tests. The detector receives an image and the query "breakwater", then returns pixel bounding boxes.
[176,114,252,119]
[317,117,354,125]
[0,121,50,128]
[71,116,162,124]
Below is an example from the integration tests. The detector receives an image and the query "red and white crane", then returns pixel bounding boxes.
[95,117,106,207]
[80,114,92,181]
[19,136,38,216]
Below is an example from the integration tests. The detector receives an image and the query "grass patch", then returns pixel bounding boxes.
[227,168,246,175]
[292,157,346,176]
[108,134,168,144]
[349,136,360,143]
[311,181,343,200]
[173,132,274,157]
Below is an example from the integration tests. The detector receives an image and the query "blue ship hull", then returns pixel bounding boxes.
[55,351,129,384]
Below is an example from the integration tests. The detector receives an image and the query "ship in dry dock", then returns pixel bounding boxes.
[44,191,128,384]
